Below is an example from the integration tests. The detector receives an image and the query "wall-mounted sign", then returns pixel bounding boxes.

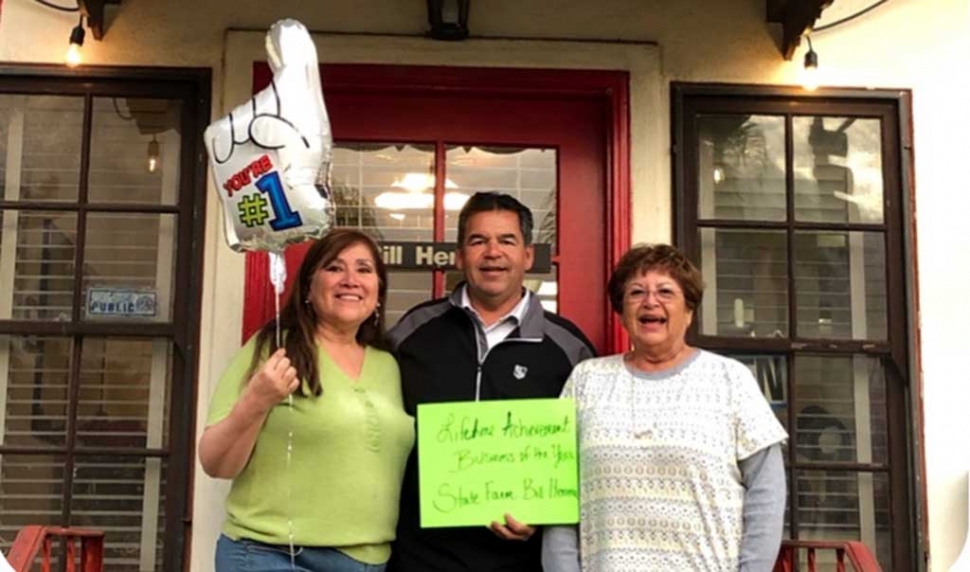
[86,288,157,318]
[379,241,552,273]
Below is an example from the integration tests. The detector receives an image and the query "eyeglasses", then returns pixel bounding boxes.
[623,286,682,305]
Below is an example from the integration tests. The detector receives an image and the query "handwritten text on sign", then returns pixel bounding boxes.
[417,398,579,528]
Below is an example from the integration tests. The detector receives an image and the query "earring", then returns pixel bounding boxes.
[373,301,381,327]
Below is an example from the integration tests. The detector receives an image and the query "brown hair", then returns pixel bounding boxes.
[248,229,389,396]
[607,244,705,314]
[457,191,534,247]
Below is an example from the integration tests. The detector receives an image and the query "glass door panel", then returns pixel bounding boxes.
[443,145,558,313]
[331,143,435,324]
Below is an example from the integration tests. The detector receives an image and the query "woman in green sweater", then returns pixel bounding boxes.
[199,229,415,572]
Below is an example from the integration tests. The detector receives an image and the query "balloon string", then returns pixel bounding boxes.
[287,415,295,570]
[269,252,285,350]
[267,252,296,570]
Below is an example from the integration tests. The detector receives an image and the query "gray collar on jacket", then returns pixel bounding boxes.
[448,282,545,341]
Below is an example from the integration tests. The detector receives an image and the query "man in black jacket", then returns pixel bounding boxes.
[387,192,595,572]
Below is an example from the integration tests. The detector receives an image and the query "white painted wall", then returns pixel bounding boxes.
[2,0,968,569]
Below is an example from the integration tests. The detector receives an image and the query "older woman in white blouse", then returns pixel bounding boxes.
[543,244,788,572]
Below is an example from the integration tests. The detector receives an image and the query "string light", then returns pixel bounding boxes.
[65,16,85,68]
[147,137,160,173]
[802,35,819,92]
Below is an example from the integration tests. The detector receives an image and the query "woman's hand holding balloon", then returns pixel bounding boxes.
[243,349,300,414]
[199,349,299,480]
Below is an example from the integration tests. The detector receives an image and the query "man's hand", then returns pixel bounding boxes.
[489,513,536,542]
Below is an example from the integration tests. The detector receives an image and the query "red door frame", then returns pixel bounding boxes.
[243,64,631,355]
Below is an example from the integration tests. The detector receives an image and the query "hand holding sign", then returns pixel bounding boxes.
[204,19,333,253]
[489,513,536,541]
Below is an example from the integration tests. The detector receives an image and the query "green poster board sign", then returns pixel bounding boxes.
[417,398,579,528]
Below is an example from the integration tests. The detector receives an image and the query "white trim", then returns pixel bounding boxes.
[139,130,178,571]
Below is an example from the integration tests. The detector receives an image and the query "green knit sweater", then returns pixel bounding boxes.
[206,339,415,564]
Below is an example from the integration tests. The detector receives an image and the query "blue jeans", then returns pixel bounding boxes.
[215,534,388,572]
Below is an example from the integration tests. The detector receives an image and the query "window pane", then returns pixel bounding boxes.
[444,146,558,311]
[784,469,792,540]
[794,355,888,465]
[794,117,884,224]
[332,143,435,324]
[444,146,556,248]
[82,213,177,323]
[72,456,168,571]
[697,115,786,221]
[332,143,435,238]
[794,231,887,340]
[796,470,892,571]
[78,338,171,450]
[0,335,71,447]
[698,229,788,337]
[385,271,432,328]
[0,95,84,202]
[88,98,182,205]
[0,454,66,551]
[724,353,789,457]
[2,209,78,321]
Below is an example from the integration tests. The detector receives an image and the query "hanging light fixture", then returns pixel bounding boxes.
[427,0,470,41]
[65,15,85,68]
[146,136,160,173]
[801,35,819,91]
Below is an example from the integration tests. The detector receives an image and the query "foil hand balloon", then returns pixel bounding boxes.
[204,19,333,253]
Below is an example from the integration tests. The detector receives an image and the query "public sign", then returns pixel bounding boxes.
[86,288,157,318]
[417,398,579,528]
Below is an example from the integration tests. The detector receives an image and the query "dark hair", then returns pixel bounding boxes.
[248,229,389,397]
[607,244,705,314]
[457,191,534,246]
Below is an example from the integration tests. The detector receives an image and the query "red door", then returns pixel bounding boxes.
[244,64,630,354]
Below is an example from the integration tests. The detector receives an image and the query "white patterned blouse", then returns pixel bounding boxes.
[560,349,788,571]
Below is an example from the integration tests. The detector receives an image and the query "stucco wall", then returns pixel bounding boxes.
[1,0,968,570]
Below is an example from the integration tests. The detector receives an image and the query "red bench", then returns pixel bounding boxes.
[5,526,104,572]
[774,540,883,572]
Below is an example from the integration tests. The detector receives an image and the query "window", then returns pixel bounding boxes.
[673,84,913,571]
[0,70,208,571]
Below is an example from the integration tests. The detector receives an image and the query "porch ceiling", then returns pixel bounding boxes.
[767,0,834,59]
[78,0,121,41]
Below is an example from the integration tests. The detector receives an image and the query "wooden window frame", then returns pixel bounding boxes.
[0,65,210,571]
[671,82,922,571]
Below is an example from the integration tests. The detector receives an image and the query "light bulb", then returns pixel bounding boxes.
[713,165,725,185]
[802,65,819,92]
[65,20,85,68]
[65,43,83,68]
[147,139,160,173]
[802,45,819,92]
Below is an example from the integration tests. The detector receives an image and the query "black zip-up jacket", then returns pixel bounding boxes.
[386,286,595,572]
